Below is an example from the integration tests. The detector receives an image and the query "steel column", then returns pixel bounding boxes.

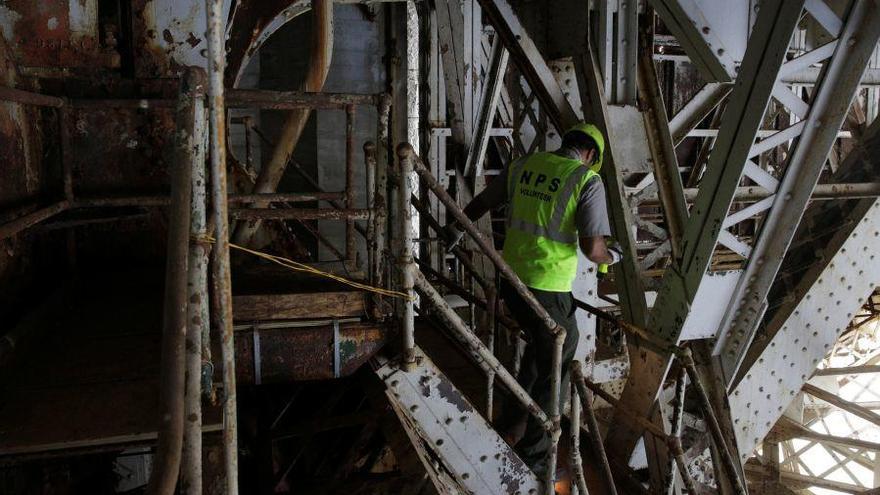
[464,37,509,178]
[396,147,416,370]
[637,32,688,259]
[476,0,580,132]
[181,73,209,495]
[574,44,649,327]
[604,0,804,464]
[714,0,880,385]
[147,68,199,495]
[205,0,239,491]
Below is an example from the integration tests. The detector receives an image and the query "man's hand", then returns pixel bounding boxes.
[441,223,465,250]
[606,240,623,265]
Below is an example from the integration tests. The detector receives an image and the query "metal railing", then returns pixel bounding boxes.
[0,74,391,495]
[571,301,747,495]
[0,87,391,272]
[393,143,565,493]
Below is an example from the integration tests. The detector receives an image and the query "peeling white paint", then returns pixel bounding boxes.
[47,17,58,31]
[0,6,22,44]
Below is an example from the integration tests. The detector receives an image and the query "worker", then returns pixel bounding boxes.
[442,122,622,478]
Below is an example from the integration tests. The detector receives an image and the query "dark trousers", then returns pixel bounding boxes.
[496,281,580,477]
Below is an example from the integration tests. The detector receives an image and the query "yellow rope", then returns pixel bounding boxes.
[202,236,414,301]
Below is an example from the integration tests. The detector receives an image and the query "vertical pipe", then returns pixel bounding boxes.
[374,95,392,291]
[485,285,497,419]
[364,141,377,284]
[569,382,589,495]
[572,361,618,495]
[181,74,208,495]
[147,68,198,495]
[396,145,416,370]
[205,0,239,492]
[60,108,74,202]
[345,104,356,261]
[679,348,746,495]
[242,116,254,172]
[667,366,698,495]
[545,330,565,495]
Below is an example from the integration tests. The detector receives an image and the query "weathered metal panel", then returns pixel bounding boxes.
[730,199,880,460]
[376,347,541,495]
[0,0,113,69]
[679,270,742,341]
[234,323,385,383]
[68,106,175,194]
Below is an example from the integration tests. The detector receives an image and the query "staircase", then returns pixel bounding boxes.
[375,346,541,495]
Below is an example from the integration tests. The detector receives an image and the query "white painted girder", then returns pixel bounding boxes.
[730,199,880,460]
[376,347,541,495]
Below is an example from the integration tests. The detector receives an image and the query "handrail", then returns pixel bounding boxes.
[395,143,564,493]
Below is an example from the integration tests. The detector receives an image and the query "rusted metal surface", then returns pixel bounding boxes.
[182,72,208,495]
[224,0,310,86]
[230,207,371,221]
[572,361,618,495]
[0,201,71,241]
[411,267,552,431]
[568,383,589,495]
[0,86,64,107]
[666,366,697,495]
[234,323,385,383]
[205,0,238,491]
[228,191,346,203]
[226,89,378,109]
[396,146,416,370]
[233,0,334,247]
[148,68,200,495]
[371,94,391,293]
[69,106,176,196]
[679,348,747,495]
[130,0,214,77]
[0,1,116,70]
[345,104,356,260]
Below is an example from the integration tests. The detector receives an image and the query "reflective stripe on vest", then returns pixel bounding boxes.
[502,152,598,291]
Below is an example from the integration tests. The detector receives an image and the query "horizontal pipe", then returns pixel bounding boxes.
[636,182,880,206]
[227,192,346,204]
[0,200,72,240]
[76,196,170,207]
[230,208,372,221]
[68,99,175,109]
[226,89,378,110]
[62,91,382,111]
[0,86,65,107]
[76,192,349,208]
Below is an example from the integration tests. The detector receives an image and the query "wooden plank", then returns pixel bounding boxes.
[232,291,367,321]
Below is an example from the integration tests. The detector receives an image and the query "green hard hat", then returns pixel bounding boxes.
[564,122,605,172]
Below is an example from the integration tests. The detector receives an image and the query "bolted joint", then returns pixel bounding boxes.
[676,346,695,366]
[552,325,567,340]
[396,142,415,160]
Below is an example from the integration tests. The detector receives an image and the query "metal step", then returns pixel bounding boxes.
[375,346,541,495]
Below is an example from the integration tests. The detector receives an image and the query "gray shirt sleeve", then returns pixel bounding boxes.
[575,176,612,237]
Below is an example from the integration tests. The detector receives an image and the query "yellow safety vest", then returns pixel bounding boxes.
[502,152,598,292]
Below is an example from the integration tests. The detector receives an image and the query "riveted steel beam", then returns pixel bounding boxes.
[477,0,580,132]
[714,0,880,386]
[603,0,804,464]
